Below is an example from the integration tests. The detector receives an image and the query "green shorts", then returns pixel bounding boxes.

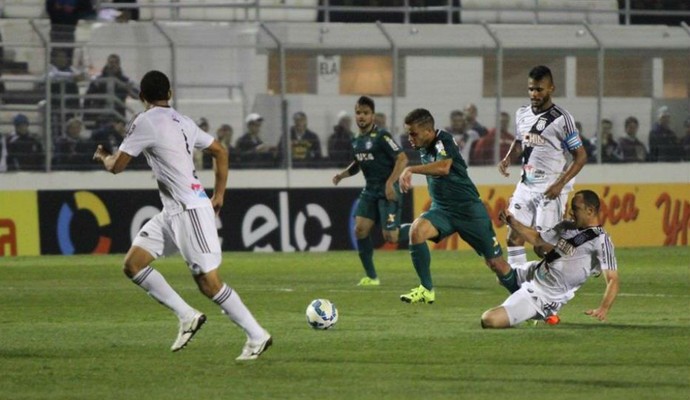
[355,183,403,231]
[421,203,502,258]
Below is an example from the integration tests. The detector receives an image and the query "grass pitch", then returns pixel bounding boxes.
[1,247,689,400]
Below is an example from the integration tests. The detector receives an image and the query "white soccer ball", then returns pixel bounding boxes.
[305,299,338,330]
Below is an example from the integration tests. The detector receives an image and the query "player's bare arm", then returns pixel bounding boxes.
[332,161,359,185]
[385,152,409,201]
[205,140,228,214]
[398,159,452,193]
[93,145,132,174]
[544,145,587,199]
[499,209,555,253]
[585,269,619,321]
[498,140,521,177]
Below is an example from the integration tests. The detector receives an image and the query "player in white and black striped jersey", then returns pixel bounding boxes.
[498,65,588,267]
[481,190,619,328]
[93,70,271,360]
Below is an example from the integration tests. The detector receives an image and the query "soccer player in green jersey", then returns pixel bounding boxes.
[398,108,517,303]
[332,96,410,286]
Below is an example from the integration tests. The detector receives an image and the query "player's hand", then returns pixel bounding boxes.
[585,308,608,321]
[498,158,511,177]
[544,182,564,199]
[332,174,342,186]
[211,194,224,215]
[385,183,396,201]
[93,145,110,163]
[399,168,413,193]
[498,209,513,226]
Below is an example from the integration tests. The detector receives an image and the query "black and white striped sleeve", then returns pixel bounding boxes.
[599,233,617,271]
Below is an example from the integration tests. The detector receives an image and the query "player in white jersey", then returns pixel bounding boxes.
[498,65,587,267]
[93,70,272,360]
[481,190,619,328]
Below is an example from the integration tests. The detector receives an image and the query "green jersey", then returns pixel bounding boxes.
[352,126,401,190]
[420,130,482,211]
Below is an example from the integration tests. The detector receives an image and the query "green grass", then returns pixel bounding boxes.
[1,247,689,400]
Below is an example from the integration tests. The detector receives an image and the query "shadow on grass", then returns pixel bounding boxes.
[560,322,689,330]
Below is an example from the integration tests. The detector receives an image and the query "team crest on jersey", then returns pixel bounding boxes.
[365,140,373,150]
[536,117,547,131]
[435,140,447,157]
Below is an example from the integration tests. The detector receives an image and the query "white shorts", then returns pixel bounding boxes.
[508,183,569,231]
[501,280,563,326]
[132,206,221,275]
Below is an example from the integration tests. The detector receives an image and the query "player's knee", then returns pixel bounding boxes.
[195,270,223,298]
[409,223,427,243]
[480,310,493,329]
[122,259,143,279]
[480,310,499,329]
[354,225,369,239]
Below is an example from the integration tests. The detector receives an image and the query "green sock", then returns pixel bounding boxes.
[498,269,519,293]
[410,242,433,290]
[356,237,377,279]
[398,223,411,247]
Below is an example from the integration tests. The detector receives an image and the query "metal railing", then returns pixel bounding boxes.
[95,0,690,25]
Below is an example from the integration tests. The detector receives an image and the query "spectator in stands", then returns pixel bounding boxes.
[279,111,322,168]
[447,109,478,163]
[327,111,355,168]
[90,115,126,154]
[0,30,5,99]
[471,111,517,166]
[649,106,682,162]
[6,113,45,171]
[681,117,690,162]
[446,110,466,145]
[54,118,92,170]
[84,54,139,128]
[617,116,648,163]
[600,119,622,163]
[47,48,86,123]
[575,121,597,163]
[90,115,148,169]
[113,0,139,21]
[45,0,95,63]
[196,117,211,170]
[464,103,488,137]
[374,112,387,130]
[216,123,240,166]
[236,113,277,169]
[0,131,8,172]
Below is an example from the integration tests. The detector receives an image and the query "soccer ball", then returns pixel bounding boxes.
[305,299,338,330]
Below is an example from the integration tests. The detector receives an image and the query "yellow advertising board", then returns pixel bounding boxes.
[413,184,690,250]
[0,191,40,256]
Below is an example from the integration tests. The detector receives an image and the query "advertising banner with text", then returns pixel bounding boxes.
[36,189,414,255]
[413,183,690,250]
[0,191,40,256]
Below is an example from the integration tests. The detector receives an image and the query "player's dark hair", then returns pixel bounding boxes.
[404,108,435,129]
[356,96,375,112]
[139,70,171,102]
[528,65,553,84]
[575,190,600,213]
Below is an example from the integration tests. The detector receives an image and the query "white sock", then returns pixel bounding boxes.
[507,246,527,265]
[213,283,265,341]
[131,266,196,320]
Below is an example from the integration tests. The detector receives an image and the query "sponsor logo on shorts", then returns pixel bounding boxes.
[140,231,149,237]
